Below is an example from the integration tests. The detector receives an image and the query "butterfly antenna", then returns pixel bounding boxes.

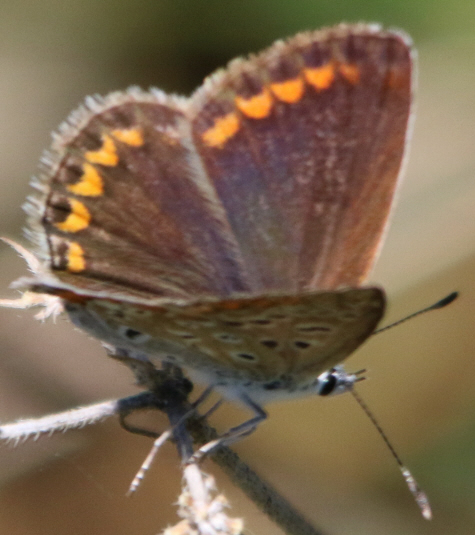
[350,388,432,520]
[374,291,458,335]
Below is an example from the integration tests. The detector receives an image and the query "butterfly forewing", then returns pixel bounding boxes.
[192,25,412,292]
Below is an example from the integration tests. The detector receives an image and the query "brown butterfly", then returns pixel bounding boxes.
[2,23,412,430]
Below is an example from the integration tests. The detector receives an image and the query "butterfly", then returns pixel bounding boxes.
[2,23,412,435]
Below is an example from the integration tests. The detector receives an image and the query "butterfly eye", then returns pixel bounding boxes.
[316,366,357,396]
[317,371,338,395]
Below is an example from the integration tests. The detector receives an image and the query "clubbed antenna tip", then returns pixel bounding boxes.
[400,467,432,520]
[430,291,458,310]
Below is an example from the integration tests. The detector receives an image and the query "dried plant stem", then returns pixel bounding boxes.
[1,351,325,535]
[113,352,326,535]
[112,353,324,535]
[187,413,324,535]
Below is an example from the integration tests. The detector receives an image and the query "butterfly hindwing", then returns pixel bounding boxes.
[34,92,250,300]
[81,287,384,383]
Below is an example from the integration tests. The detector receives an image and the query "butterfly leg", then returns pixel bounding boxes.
[127,385,217,493]
[190,393,267,463]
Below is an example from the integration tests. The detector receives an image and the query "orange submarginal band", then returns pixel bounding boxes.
[67,163,104,197]
[304,63,335,90]
[67,242,86,272]
[201,113,240,148]
[111,128,144,147]
[339,63,360,84]
[55,199,91,233]
[235,89,273,119]
[85,135,119,166]
[270,77,304,103]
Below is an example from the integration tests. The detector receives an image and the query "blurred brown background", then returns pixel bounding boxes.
[0,1,474,534]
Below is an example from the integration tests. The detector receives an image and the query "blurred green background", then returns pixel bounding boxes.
[0,1,474,534]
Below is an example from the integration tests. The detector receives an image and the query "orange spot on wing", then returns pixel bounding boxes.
[111,128,144,147]
[270,77,304,103]
[235,89,273,119]
[85,135,118,166]
[385,67,409,90]
[339,63,360,84]
[67,163,104,197]
[201,112,240,148]
[304,63,335,90]
[55,199,91,233]
[67,242,86,272]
